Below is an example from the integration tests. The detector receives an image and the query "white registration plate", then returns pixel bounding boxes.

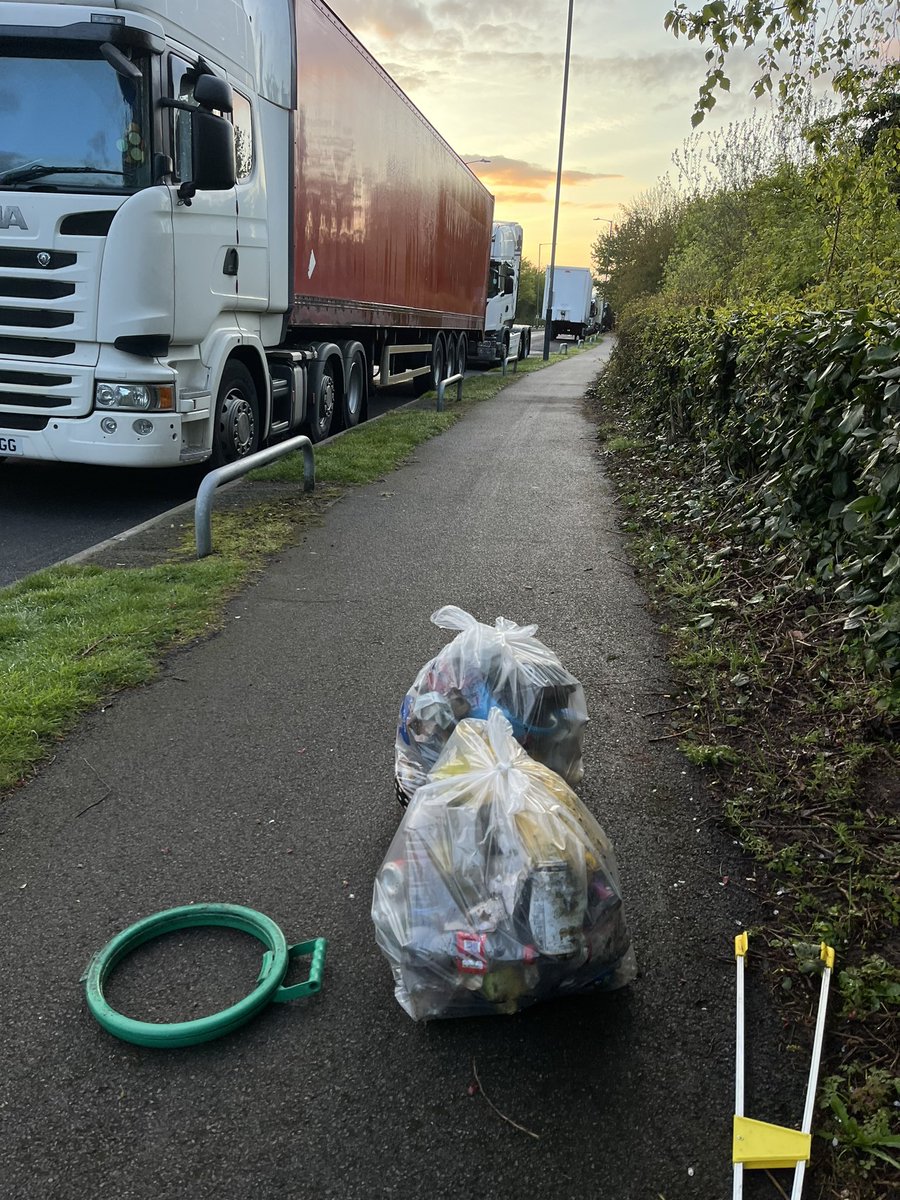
[0,433,26,456]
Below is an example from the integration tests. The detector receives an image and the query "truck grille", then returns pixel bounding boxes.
[0,248,76,270]
[0,240,96,415]
[0,306,74,329]
[0,336,76,358]
[0,279,76,300]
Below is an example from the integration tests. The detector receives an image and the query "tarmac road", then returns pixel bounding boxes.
[0,344,802,1200]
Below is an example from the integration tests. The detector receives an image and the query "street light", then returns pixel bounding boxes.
[543,0,575,361]
[463,158,491,165]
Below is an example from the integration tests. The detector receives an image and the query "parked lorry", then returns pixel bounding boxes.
[542,265,594,341]
[468,221,531,365]
[0,0,497,468]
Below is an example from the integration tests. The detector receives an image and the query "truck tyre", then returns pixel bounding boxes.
[455,333,468,377]
[445,333,459,380]
[339,344,365,431]
[211,360,260,467]
[517,329,528,360]
[307,359,337,442]
[430,333,446,387]
[411,333,445,397]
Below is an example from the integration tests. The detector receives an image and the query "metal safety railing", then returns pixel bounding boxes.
[501,353,519,376]
[436,372,464,412]
[195,434,315,558]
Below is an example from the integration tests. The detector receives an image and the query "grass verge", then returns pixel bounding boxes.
[587,380,899,1198]
[0,344,592,796]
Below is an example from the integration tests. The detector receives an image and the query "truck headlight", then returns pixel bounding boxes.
[95,383,175,412]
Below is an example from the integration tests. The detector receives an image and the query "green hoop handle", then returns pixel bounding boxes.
[82,903,327,1048]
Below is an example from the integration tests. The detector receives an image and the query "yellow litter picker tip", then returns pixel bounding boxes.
[731,934,835,1200]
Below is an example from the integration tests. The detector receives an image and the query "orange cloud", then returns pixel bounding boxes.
[469,155,622,190]
[491,189,552,205]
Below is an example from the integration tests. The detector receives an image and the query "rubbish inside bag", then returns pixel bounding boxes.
[395,605,588,806]
[373,710,635,1021]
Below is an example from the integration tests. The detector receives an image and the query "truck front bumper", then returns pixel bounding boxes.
[0,409,207,468]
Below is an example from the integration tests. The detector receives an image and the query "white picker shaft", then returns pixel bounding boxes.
[790,957,834,1200]
[733,949,745,1200]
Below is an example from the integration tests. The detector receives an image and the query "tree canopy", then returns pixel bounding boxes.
[666,1,899,124]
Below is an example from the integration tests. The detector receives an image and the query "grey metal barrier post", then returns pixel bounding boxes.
[195,434,315,558]
[436,372,464,412]
[501,353,519,377]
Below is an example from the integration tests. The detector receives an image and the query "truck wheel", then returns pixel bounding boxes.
[430,333,446,387]
[340,346,365,430]
[517,330,528,360]
[455,333,468,376]
[307,360,337,442]
[212,360,260,467]
[411,334,445,396]
[445,333,459,380]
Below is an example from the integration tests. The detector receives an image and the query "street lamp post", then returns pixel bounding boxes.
[593,217,614,287]
[463,158,491,166]
[543,0,575,361]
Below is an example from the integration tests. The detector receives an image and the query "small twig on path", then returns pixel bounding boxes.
[765,1169,790,1200]
[471,1059,540,1140]
[74,758,112,819]
[648,728,693,743]
[641,701,694,719]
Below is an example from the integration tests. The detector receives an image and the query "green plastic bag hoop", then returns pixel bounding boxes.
[82,903,327,1048]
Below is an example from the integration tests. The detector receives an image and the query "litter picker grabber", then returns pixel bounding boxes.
[731,932,836,1199]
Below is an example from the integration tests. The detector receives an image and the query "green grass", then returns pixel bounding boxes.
[0,558,242,791]
[0,341,596,794]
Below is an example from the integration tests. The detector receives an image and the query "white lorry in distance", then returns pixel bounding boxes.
[542,265,594,341]
[469,221,532,364]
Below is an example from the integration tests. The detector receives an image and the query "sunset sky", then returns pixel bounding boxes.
[329,0,767,270]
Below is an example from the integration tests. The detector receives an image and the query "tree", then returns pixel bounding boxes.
[515,257,545,325]
[589,183,682,310]
[665,1,899,125]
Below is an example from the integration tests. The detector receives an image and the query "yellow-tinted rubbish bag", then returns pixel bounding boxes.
[373,710,635,1021]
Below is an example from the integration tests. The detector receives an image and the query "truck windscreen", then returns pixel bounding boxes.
[0,47,151,192]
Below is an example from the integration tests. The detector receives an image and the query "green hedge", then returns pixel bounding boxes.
[604,299,900,668]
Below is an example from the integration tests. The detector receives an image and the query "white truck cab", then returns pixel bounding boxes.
[470,221,531,364]
[0,0,292,467]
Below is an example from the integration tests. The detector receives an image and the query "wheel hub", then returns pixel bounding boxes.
[222,389,255,457]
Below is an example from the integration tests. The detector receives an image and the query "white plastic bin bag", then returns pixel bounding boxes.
[395,605,588,805]
[374,710,635,1020]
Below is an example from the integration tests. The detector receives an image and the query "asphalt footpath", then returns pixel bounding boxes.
[0,344,803,1200]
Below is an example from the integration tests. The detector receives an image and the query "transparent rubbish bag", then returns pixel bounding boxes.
[373,710,635,1021]
[394,605,588,805]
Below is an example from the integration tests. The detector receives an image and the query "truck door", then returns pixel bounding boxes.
[167,53,239,342]
[230,91,269,309]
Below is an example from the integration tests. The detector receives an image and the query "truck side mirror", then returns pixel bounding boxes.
[194,73,233,114]
[504,276,515,295]
[189,108,236,192]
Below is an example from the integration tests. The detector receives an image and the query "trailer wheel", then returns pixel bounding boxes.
[211,360,260,467]
[445,333,459,379]
[411,334,445,397]
[307,360,337,442]
[340,346,365,430]
[430,333,446,387]
[455,333,468,377]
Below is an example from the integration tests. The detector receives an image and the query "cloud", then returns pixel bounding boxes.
[472,155,622,189]
[333,0,434,42]
[491,189,552,205]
